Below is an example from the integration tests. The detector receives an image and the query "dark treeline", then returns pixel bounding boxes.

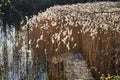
[0,0,119,33]
[11,0,119,13]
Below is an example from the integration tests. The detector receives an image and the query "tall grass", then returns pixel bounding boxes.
[27,2,120,80]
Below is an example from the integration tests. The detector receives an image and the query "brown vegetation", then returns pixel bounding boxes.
[26,2,120,79]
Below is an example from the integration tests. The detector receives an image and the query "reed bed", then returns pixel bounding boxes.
[23,2,120,79]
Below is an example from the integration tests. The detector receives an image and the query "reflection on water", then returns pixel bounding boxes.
[0,20,46,80]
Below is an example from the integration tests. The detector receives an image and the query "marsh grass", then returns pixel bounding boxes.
[27,2,120,80]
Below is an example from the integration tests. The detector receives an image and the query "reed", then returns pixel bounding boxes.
[25,2,120,79]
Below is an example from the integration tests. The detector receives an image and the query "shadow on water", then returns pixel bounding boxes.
[0,1,50,79]
[0,20,47,80]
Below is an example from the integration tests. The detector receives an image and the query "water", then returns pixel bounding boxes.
[0,20,47,80]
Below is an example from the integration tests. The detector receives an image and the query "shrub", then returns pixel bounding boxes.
[100,73,120,80]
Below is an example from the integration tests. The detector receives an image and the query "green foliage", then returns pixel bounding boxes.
[0,4,2,7]
[0,0,11,14]
[7,0,11,3]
